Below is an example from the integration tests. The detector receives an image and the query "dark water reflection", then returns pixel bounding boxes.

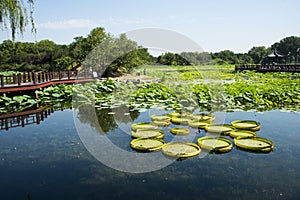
[0,109,299,200]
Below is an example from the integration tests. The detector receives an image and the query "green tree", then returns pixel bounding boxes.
[70,27,109,67]
[212,50,237,64]
[235,53,253,64]
[180,52,212,65]
[248,46,271,64]
[0,0,35,40]
[271,36,300,62]
[157,52,190,66]
[83,33,151,77]
[55,56,75,71]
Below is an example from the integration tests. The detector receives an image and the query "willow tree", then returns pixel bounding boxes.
[0,0,35,40]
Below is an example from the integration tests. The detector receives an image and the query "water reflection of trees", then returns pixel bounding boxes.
[77,105,140,134]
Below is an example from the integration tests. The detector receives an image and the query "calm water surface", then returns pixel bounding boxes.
[0,109,300,200]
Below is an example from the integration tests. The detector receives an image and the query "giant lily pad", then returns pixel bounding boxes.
[190,113,215,122]
[131,122,158,131]
[231,120,260,131]
[130,138,165,151]
[153,120,170,127]
[151,114,171,122]
[168,111,192,118]
[198,136,232,153]
[234,137,274,153]
[171,116,190,125]
[229,130,256,138]
[188,120,211,129]
[162,142,201,158]
[204,124,233,134]
[170,128,190,136]
[131,129,164,139]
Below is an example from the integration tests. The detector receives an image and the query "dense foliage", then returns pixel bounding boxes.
[0,27,153,77]
[1,70,299,115]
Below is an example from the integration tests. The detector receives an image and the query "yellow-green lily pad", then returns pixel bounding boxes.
[204,124,233,134]
[153,120,171,127]
[231,120,260,131]
[229,130,256,138]
[131,122,158,131]
[162,142,201,158]
[190,113,215,122]
[130,138,165,151]
[131,129,164,139]
[234,137,274,153]
[151,114,171,122]
[188,120,211,129]
[171,116,190,125]
[168,111,192,118]
[198,136,232,153]
[170,128,190,135]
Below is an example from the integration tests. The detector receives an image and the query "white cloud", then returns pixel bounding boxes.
[108,17,147,25]
[37,19,95,29]
[36,18,148,30]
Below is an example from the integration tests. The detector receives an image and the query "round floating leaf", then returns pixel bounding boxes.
[231,120,260,131]
[205,124,233,134]
[234,137,274,153]
[151,115,171,122]
[188,120,211,129]
[131,129,164,139]
[198,136,232,153]
[130,138,165,151]
[171,116,190,125]
[162,142,201,158]
[153,120,171,127]
[229,130,256,138]
[131,122,158,131]
[168,111,192,118]
[170,128,190,136]
[190,113,215,122]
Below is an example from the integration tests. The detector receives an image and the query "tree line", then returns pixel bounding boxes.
[157,36,300,66]
[0,27,155,77]
[0,27,299,76]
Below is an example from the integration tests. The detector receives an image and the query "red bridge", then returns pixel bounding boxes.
[0,71,94,94]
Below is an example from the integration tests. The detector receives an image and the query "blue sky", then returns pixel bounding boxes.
[1,0,299,53]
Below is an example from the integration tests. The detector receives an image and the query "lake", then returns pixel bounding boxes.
[0,108,300,200]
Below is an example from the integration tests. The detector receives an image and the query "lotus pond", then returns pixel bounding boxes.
[1,67,300,199]
[0,107,300,199]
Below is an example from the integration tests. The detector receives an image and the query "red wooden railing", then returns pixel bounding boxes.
[0,71,82,87]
